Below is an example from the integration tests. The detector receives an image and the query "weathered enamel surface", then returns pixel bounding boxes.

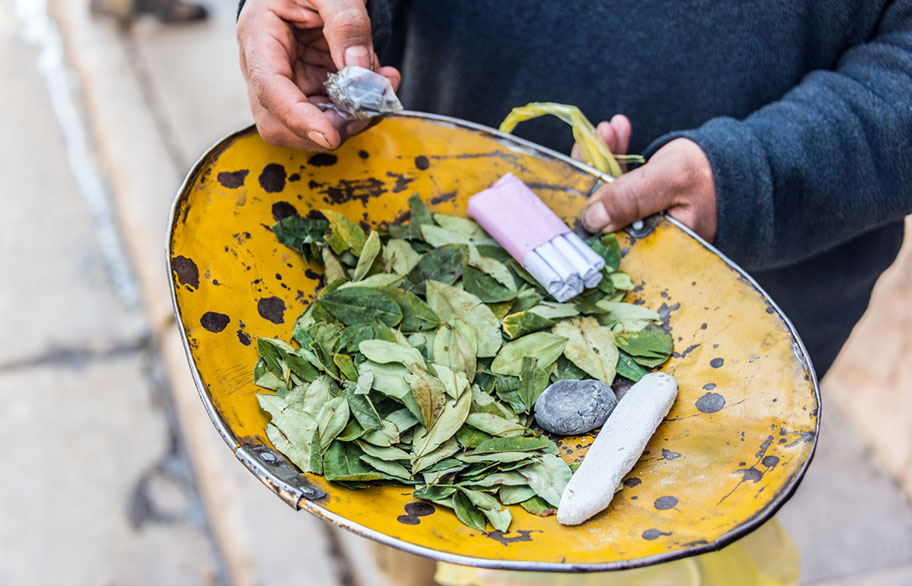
[167,114,818,571]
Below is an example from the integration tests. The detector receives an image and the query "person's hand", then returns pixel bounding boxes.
[571,114,633,173]
[237,0,401,151]
[575,117,717,243]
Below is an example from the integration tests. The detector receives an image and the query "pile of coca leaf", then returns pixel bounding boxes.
[253,195,673,531]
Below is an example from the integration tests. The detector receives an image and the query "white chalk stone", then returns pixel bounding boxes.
[557,372,678,526]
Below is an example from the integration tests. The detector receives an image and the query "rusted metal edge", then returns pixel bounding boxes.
[165,112,821,572]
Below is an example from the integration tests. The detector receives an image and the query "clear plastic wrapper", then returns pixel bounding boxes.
[324,66,403,120]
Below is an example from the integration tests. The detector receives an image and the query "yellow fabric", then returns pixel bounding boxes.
[435,518,799,586]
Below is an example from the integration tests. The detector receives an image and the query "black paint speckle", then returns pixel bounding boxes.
[271,201,298,222]
[430,191,457,205]
[696,392,726,414]
[740,467,763,482]
[654,496,678,510]
[358,150,369,160]
[259,163,287,193]
[396,501,436,525]
[258,296,286,324]
[404,502,435,517]
[171,256,199,290]
[309,153,338,167]
[766,306,775,314]
[623,477,642,488]
[237,329,251,346]
[673,343,700,359]
[486,529,540,545]
[660,448,681,460]
[288,173,301,182]
[200,311,230,333]
[415,155,430,170]
[320,178,386,205]
[700,322,707,329]
[386,171,414,193]
[217,169,249,189]
[703,383,716,390]
[642,529,671,540]
[762,455,780,468]
[710,357,724,368]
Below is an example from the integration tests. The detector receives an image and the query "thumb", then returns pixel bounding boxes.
[579,138,718,240]
[580,166,672,234]
[314,0,375,70]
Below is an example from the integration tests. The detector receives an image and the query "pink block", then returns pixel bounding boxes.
[466,173,570,265]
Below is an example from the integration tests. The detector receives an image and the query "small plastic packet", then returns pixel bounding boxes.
[467,173,604,302]
[324,66,403,120]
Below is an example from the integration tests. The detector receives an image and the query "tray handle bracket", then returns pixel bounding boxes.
[236,444,326,508]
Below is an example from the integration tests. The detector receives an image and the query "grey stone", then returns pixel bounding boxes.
[534,379,618,435]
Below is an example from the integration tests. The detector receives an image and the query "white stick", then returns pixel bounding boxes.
[523,250,564,296]
[565,232,606,272]
[536,241,583,292]
[583,271,603,289]
[552,234,596,283]
[557,372,678,526]
[552,281,581,302]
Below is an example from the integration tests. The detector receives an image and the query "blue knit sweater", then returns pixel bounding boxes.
[239,1,912,375]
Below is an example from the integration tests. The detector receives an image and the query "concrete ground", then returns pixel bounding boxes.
[2,0,911,584]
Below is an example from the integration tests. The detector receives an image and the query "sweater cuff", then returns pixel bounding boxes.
[643,118,775,271]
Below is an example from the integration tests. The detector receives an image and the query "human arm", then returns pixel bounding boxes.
[582,1,912,271]
[236,0,400,151]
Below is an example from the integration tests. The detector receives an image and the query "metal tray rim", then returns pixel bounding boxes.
[165,112,821,572]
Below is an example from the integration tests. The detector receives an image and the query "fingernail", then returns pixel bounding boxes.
[345,119,370,136]
[307,130,331,149]
[583,204,611,232]
[344,46,370,68]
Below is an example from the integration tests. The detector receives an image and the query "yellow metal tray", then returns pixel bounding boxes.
[167,113,819,572]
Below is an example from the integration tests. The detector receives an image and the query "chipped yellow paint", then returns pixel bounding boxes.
[168,115,818,571]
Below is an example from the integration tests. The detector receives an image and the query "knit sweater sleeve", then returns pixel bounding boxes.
[646,1,912,272]
[237,0,400,53]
